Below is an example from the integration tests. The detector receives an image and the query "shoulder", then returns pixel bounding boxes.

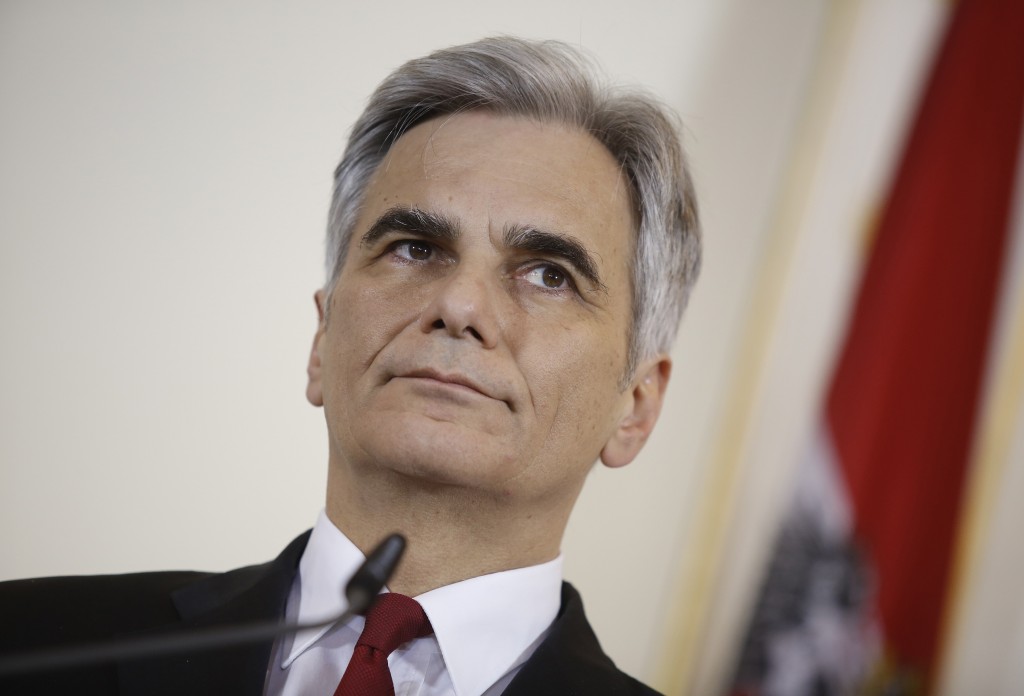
[0,569,211,652]
[0,532,310,651]
[505,582,663,696]
[0,533,310,695]
[0,570,212,695]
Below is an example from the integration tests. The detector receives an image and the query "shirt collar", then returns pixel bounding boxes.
[417,555,563,696]
[282,510,365,667]
[285,510,563,696]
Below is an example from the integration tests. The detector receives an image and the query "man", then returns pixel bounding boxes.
[0,37,701,695]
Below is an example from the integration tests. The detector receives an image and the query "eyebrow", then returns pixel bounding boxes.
[504,224,606,291]
[361,206,461,247]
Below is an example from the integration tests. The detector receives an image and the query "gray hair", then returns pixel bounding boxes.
[325,36,701,380]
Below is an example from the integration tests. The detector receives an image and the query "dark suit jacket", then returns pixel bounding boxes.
[0,532,660,695]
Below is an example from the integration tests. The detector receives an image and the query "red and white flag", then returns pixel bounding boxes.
[730,0,1024,693]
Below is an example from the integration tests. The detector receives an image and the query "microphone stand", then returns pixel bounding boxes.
[0,533,406,676]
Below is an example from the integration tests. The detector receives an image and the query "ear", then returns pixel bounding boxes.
[600,355,672,468]
[305,289,328,407]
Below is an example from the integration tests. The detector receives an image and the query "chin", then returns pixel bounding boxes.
[350,414,522,493]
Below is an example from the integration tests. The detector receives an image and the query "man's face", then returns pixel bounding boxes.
[308,111,665,509]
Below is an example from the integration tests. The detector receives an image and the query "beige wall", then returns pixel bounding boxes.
[0,0,819,685]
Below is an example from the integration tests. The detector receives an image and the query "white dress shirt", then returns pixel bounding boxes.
[264,511,563,696]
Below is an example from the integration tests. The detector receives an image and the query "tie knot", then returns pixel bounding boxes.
[357,593,433,655]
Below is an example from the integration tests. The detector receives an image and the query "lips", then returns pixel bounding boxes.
[386,364,517,410]
[400,368,493,398]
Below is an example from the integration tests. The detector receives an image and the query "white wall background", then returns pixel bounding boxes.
[1,0,823,686]
[9,1,1018,693]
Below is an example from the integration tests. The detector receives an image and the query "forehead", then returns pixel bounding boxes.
[356,111,636,280]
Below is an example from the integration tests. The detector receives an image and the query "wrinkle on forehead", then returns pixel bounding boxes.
[389,112,628,213]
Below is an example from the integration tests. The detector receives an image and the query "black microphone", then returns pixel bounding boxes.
[0,532,407,676]
[345,532,406,614]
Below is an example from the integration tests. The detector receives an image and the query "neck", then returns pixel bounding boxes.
[324,460,575,597]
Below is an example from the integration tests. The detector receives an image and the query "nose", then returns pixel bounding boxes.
[418,264,499,348]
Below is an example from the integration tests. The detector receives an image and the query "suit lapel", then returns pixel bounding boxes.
[502,582,659,696]
[117,532,310,696]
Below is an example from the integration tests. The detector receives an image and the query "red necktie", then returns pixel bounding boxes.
[332,593,433,696]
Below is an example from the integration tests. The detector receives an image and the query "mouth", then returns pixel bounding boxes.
[400,368,487,394]
[394,368,508,406]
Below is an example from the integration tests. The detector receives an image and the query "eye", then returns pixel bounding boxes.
[392,240,434,261]
[523,264,571,290]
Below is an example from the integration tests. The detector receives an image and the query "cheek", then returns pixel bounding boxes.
[328,280,423,371]
[520,322,626,435]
